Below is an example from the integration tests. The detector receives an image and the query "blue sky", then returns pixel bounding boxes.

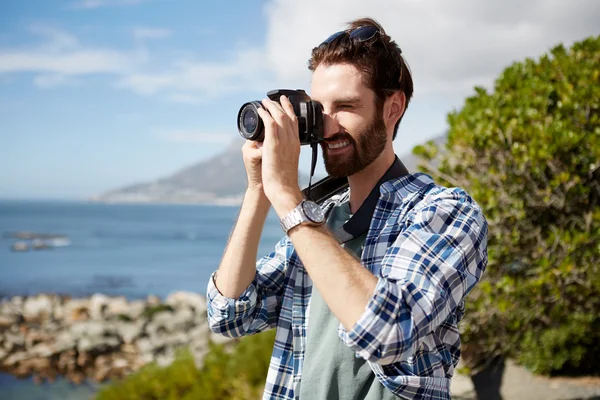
[1,0,599,199]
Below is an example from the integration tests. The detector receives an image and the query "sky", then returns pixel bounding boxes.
[1,0,599,199]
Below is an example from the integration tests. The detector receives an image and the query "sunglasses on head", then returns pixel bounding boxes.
[320,25,380,46]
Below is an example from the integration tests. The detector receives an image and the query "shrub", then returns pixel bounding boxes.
[414,35,600,375]
[96,329,276,400]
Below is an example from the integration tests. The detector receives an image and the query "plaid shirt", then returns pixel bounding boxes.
[207,173,488,399]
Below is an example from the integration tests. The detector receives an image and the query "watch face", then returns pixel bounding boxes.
[302,200,325,223]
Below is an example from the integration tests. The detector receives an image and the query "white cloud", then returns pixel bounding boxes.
[33,74,75,88]
[133,27,171,39]
[115,48,271,97]
[110,0,600,107]
[261,0,600,102]
[3,1,599,105]
[0,26,146,79]
[156,130,232,144]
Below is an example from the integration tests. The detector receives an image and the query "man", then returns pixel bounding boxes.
[207,17,488,400]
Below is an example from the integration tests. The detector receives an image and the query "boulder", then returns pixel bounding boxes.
[166,291,207,314]
[23,295,53,322]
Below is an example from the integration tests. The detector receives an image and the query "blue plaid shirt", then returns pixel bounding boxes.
[207,173,488,399]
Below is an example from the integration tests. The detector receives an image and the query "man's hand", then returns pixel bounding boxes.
[242,140,266,194]
[256,96,304,217]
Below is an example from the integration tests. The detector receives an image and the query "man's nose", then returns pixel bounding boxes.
[323,113,341,139]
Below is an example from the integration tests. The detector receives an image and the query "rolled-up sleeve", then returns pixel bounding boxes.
[339,194,488,365]
[207,236,290,338]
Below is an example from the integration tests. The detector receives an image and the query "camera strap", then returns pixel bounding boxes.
[331,156,409,244]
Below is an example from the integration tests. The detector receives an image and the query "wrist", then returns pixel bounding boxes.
[271,189,304,219]
[244,187,270,210]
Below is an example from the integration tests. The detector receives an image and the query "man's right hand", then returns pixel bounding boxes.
[242,140,266,193]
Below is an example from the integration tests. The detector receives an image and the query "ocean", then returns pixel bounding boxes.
[0,199,284,400]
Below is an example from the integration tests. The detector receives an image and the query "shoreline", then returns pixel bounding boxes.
[0,291,231,386]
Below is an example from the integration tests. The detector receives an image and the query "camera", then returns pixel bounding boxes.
[237,89,324,145]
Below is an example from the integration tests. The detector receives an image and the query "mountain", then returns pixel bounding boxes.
[89,139,310,205]
[90,134,446,205]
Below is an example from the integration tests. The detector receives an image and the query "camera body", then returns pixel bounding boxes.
[237,89,324,145]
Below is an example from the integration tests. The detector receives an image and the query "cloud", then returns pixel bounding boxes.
[133,27,171,40]
[33,74,75,88]
[113,0,600,106]
[156,130,232,144]
[115,48,271,98]
[4,0,599,105]
[0,26,146,83]
[261,0,600,102]
[71,0,145,9]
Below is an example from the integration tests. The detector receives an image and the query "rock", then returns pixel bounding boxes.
[23,295,54,322]
[166,291,207,313]
[0,292,216,384]
[11,241,29,252]
[1,301,23,319]
[105,297,129,317]
[76,351,91,367]
[57,350,77,372]
[4,351,30,366]
[89,294,110,320]
[114,321,144,344]
[124,300,146,320]
[94,364,111,382]
[0,315,17,328]
[70,321,113,338]
[147,295,160,306]
[29,343,54,358]
[54,330,76,352]
[62,298,90,322]
[112,358,128,369]
[4,331,25,352]
[11,296,24,307]
[77,336,121,353]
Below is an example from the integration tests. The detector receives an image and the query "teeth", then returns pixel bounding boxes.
[328,140,350,150]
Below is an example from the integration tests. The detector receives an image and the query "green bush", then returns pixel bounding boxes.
[414,35,600,375]
[96,329,276,400]
[141,304,174,320]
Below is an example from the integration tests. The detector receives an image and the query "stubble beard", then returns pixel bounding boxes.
[321,111,388,178]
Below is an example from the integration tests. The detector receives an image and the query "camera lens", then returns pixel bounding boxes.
[242,108,258,133]
[237,102,264,141]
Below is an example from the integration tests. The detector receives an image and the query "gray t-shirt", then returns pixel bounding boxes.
[297,201,396,399]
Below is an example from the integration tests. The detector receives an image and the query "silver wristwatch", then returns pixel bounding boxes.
[280,200,325,234]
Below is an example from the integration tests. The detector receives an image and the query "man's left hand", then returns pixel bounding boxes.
[256,96,304,217]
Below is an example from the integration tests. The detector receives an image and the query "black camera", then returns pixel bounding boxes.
[237,89,324,145]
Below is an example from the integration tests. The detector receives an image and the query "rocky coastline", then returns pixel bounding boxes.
[0,291,231,385]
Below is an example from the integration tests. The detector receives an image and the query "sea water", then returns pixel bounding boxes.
[0,199,283,399]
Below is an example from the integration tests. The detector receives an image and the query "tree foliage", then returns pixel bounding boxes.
[96,330,276,400]
[414,35,600,375]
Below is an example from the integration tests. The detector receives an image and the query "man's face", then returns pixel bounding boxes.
[310,63,387,178]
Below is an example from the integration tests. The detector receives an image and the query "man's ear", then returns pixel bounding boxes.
[386,91,406,128]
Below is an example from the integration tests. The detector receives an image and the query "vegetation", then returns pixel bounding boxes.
[414,35,600,376]
[141,304,174,320]
[96,330,276,400]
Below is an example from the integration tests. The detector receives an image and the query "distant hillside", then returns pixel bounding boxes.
[89,139,309,205]
[90,134,446,205]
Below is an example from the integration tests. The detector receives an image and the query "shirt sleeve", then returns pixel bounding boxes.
[338,192,488,365]
[206,236,290,338]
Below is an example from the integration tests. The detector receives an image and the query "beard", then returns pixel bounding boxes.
[321,110,388,178]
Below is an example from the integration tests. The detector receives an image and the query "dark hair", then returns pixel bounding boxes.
[308,17,413,140]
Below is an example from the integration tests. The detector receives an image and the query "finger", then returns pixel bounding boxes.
[256,107,278,143]
[279,96,297,122]
[261,98,286,125]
